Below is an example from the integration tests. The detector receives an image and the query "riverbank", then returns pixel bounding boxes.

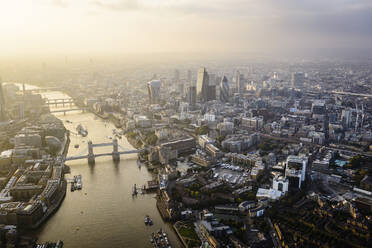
[20,84,183,247]
[29,180,67,230]
[29,118,71,229]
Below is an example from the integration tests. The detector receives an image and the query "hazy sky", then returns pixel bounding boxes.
[1,0,372,58]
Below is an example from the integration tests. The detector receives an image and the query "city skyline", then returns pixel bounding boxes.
[0,1,372,248]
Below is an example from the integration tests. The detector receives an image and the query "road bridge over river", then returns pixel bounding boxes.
[65,139,143,164]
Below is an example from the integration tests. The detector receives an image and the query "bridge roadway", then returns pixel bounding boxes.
[46,98,72,101]
[65,150,142,161]
[50,108,82,114]
[45,99,74,105]
[91,143,115,147]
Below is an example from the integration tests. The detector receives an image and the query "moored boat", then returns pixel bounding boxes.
[132,184,138,196]
[76,124,88,137]
[75,175,82,190]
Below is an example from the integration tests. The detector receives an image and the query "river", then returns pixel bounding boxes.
[18,85,181,248]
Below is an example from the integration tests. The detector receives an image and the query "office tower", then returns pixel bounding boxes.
[215,76,222,86]
[187,86,197,106]
[291,72,305,88]
[342,108,352,128]
[273,72,278,80]
[311,100,326,120]
[311,100,326,115]
[209,74,216,86]
[285,155,307,189]
[220,76,229,102]
[174,69,180,83]
[235,70,240,92]
[196,67,209,102]
[178,83,184,95]
[207,73,216,101]
[187,70,192,82]
[147,80,161,104]
[236,70,245,93]
[215,76,221,99]
[207,85,216,101]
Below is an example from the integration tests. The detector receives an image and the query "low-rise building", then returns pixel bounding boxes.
[134,115,152,128]
[241,116,263,130]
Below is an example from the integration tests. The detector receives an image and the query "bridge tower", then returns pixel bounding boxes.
[112,139,120,162]
[88,141,95,164]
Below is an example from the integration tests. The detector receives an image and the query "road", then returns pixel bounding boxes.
[266,217,281,248]
[194,220,209,246]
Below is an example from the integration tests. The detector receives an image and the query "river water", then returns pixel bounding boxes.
[18,85,181,248]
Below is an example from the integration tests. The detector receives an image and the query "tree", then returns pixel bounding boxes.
[195,125,209,135]
[146,133,158,145]
[353,169,368,186]
[217,135,226,143]
[127,131,136,139]
[348,155,366,169]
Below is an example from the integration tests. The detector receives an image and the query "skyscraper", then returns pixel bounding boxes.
[187,85,197,106]
[207,74,217,101]
[291,72,305,88]
[236,70,245,93]
[147,80,161,104]
[174,69,180,82]
[342,108,352,128]
[285,155,307,189]
[196,67,209,102]
[178,82,184,95]
[187,70,192,82]
[220,76,229,102]
[207,85,216,101]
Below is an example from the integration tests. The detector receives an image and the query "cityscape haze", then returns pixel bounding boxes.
[0,1,372,248]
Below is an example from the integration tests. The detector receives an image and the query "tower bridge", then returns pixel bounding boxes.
[45,98,75,107]
[50,108,85,115]
[65,139,143,164]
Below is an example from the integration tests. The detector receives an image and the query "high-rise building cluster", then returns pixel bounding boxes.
[291,72,305,88]
[147,80,162,104]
